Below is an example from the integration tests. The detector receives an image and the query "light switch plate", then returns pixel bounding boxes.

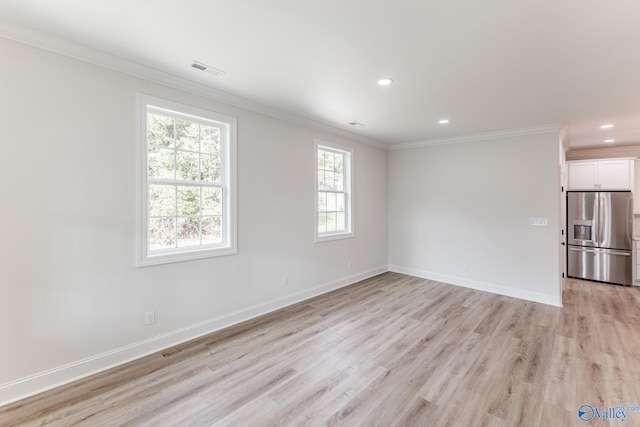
[530,217,548,226]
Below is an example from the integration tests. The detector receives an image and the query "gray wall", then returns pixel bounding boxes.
[388,132,562,305]
[0,37,388,403]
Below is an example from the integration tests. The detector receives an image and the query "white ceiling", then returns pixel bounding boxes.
[1,0,639,148]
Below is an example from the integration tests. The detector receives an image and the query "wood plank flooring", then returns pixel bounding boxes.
[3,272,640,426]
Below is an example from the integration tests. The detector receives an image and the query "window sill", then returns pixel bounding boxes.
[315,232,354,243]
[136,246,237,267]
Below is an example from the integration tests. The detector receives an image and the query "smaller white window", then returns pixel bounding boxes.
[315,141,354,242]
[137,94,237,266]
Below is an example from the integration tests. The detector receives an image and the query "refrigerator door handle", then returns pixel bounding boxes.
[627,196,633,244]
[593,194,599,246]
[599,193,606,246]
[609,251,631,257]
[568,247,631,256]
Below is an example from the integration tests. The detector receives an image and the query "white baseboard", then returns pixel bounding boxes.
[0,265,388,407]
[389,265,562,307]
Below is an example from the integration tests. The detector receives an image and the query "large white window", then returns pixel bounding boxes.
[137,94,237,266]
[315,141,354,242]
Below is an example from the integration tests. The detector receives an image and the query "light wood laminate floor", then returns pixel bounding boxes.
[3,272,640,426]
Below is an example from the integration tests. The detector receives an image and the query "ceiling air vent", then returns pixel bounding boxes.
[190,61,225,76]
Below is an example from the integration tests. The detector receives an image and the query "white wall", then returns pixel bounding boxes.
[0,38,388,404]
[388,132,562,305]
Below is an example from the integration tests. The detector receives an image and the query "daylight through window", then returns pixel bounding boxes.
[316,142,353,242]
[137,95,236,266]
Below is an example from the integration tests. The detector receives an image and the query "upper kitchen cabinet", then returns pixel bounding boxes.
[567,159,634,191]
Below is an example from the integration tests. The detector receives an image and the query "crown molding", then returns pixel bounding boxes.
[566,145,640,161]
[0,19,387,150]
[388,123,564,151]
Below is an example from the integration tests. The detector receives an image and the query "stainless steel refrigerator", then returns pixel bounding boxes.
[567,191,633,286]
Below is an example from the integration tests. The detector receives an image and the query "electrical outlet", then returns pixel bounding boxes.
[464,264,470,272]
[347,260,352,269]
[283,276,289,288]
[145,311,155,325]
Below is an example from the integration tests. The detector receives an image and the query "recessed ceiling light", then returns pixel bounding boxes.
[438,119,450,124]
[377,78,393,86]
[600,124,614,129]
[604,139,615,143]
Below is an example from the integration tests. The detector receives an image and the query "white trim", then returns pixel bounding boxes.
[0,265,388,408]
[388,265,563,307]
[315,232,355,243]
[0,19,386,150]
[136,94,237,266]
[559,124,569,155]
[389,123,565,151]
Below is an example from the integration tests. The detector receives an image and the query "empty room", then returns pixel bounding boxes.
[1,1,640,426]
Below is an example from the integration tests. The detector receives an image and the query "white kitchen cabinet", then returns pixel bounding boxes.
[568,162,597,189]
[567,159,634,191]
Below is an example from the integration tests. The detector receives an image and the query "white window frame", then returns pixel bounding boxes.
[314,140,354,242]
[136,94,237,266]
